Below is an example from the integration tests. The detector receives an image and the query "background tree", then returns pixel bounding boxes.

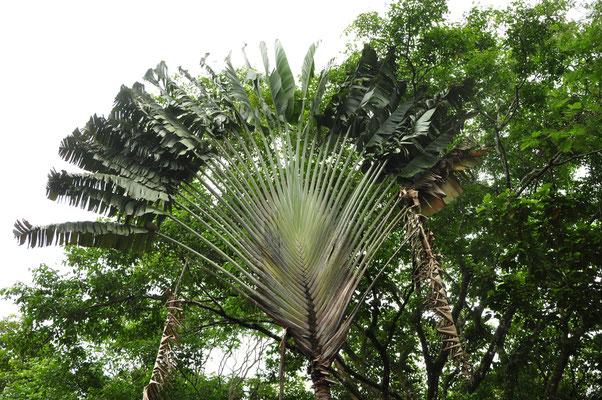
[343,0,602,399]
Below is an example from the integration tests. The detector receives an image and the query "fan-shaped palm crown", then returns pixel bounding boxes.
[15,43,476,398]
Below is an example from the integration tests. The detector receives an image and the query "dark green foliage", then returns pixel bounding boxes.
[317,45,475,186]
[14,62,224,253]
[13,219,155,253]
[341,0,602,398]
[1,243,314,399]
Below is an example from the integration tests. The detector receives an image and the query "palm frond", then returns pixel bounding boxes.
[186,129,404,366]
[20,63,223,250]
[409,142,483,215]
[145,44,409,383]
[13,219,155,252]
[319,45,475,188]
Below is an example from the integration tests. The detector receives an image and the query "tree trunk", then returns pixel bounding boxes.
[503,354,520,400]
[543,318,591,400]
[310,359,333,400]
[469,305,517,393]
[543,340,573,400]
[426,369,441,400]
[313,377,332,400]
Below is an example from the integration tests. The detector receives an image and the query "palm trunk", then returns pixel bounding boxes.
[312,376,332,400]
[309,359,333,400]
[401,189,471,376]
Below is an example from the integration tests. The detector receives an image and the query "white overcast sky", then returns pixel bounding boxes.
[0,0,498,316]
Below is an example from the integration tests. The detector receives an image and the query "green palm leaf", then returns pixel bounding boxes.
[14,219,155,252]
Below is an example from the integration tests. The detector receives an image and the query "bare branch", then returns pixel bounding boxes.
[513,152,562,196]
[469,305,518,393]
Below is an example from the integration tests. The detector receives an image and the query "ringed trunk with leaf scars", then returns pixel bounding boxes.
[142,292,182,400]
[402,189,472,375]
[312,379,332,400]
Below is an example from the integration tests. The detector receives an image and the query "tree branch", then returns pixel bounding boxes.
[87,294,164,310]
[330,361,368,400]
[494,126,512,189]
[544,319,593,400]
[180,298,282,344]
[332,355,404,400]
[469,304,518,393]
[386,283,414,348]
[513,152,562,196]
[365,289,391,399]
[553,148,602,166]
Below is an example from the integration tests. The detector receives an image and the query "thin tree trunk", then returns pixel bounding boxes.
[543,321,590,400]
[469,305,517,392]
[503,354,520,400]
[543,341,572,400]
[426,369,442,400]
